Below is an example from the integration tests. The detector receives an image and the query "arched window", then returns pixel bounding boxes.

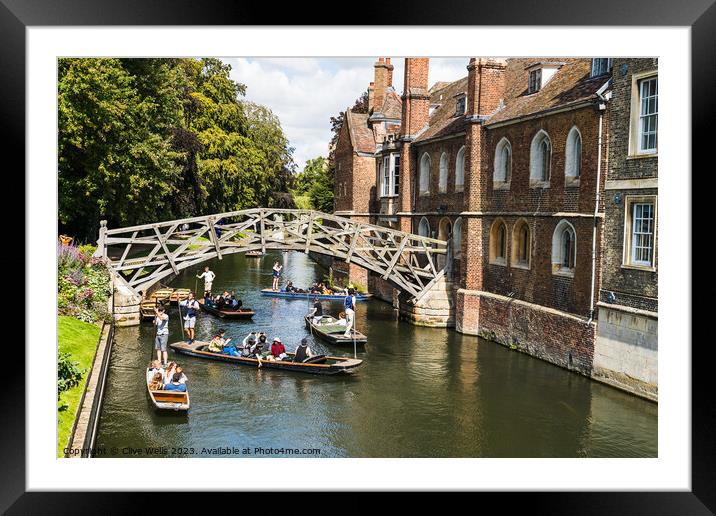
[419,153,431,195]
[530,130,552,183]
[552,220,576,275]
[489,219,508,265]
[565,126,582,180]
[494,138,512,183]
[438,153,449,193]
[418,217,430,237]
[455,146,465,192]
[511,219,531,268]
[452,217,463,258]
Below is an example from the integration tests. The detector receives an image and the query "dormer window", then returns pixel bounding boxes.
[528,69,542,94]
[526,62,563,95]
[455,94,466,116]
[591,58,613,77]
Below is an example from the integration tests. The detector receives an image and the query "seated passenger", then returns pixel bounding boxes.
[271,337,288,360]
[149,371,164,390]
[174,366,188,384]
[208,330,229,353]
[163,362,177,384]
[164,373,187,392]
[293,337,315,363]
[335,312,348,326]
[204,292,213,307]
[147,360,165,382]
[241,332,257,355]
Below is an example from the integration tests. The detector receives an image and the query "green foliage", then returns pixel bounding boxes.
[58,351,86,410]
[58,58,295,240]
[292,156,334,213]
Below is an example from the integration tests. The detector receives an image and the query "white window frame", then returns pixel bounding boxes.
[438,152,449,193]
[455,146,465,192]
[379,153,400,198]
[628,71,658,157]
[622,195,657,271]
[590,58,612,77]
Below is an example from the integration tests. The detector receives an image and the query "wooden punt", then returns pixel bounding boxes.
[150,287,174,302]
[145,369,190,412]
[245,250,264,257]
[140,299,159,320]
[169,340,362,375]
[260,289,373,301]
[168,288,191,304]
[305,315,367,346]
[198,299,255,319]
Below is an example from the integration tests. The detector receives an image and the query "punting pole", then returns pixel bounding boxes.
[177,297,186,340]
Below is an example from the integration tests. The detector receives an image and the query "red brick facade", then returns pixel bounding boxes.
[333,56,618,381]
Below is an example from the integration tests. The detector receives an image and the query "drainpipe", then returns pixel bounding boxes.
[587,101,606,325]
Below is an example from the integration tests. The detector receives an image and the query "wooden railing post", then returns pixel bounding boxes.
[96,220,107,258]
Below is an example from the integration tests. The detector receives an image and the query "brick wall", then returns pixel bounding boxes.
[600,58,658,312]
[413,137,466,214]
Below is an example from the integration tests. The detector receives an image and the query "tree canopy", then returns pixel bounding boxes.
[58,58,296,241]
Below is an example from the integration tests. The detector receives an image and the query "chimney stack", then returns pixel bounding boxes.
[368,81,375,112]
[373,57,394,114]
[400,57,430,137]
[466,58,506,118]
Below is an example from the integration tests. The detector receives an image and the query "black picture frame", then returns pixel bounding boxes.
[4,0,709,511]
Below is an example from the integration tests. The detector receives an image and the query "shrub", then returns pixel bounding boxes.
[57,351,86,411]
[57,242,111,324]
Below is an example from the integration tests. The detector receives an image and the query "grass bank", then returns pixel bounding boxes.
[57,315,101,457]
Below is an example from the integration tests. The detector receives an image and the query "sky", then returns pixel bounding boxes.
[220,57,471,171]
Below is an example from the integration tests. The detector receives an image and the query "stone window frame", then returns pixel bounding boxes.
[628,70,658,157]
[564,125,582,188]
[418,216,431,238]
[489,218,508,266]
[455,93,467,116]
[493,137,512,189]
[511,218,532,270]
[551,219,576,277]
[622,194,658,272]
[438,152,449,193]
[529,130,552,188]
[452,217,463,259]
[419,153,431,196]
[455,146,466,192]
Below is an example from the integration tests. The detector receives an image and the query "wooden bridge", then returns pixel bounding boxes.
[96,208,448,303]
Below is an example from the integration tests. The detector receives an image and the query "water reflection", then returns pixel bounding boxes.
[96,251,657,458]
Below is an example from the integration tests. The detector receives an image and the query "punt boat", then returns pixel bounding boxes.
[145,368,190,412]
[150,287,174,303]
[197,299,255,319]
[169,340,362,375]
[140,299,159,320]
[169,288,191,304]
[245,250,264,257]
[260,288,372,301]
[304,315,367,346]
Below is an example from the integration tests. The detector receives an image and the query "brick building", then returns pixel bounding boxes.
[593,58,658,399]
[332,57,657,399]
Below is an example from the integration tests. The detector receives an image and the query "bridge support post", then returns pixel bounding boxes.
[110,272,142,327]
[397,276,455,327]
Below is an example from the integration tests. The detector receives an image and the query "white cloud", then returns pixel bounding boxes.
[221,57,471,170]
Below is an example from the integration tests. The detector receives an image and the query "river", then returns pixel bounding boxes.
[95,251,657,458]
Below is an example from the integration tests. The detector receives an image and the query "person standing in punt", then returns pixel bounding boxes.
[271,261,282,291]
[196,266,216,297]
[342,288,357,338]
[153,305,170,366]
[309,297,323,325]
[179,292,200,344]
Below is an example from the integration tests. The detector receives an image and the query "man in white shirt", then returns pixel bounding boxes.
[153,305,170,365]
[196,266,216,296]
